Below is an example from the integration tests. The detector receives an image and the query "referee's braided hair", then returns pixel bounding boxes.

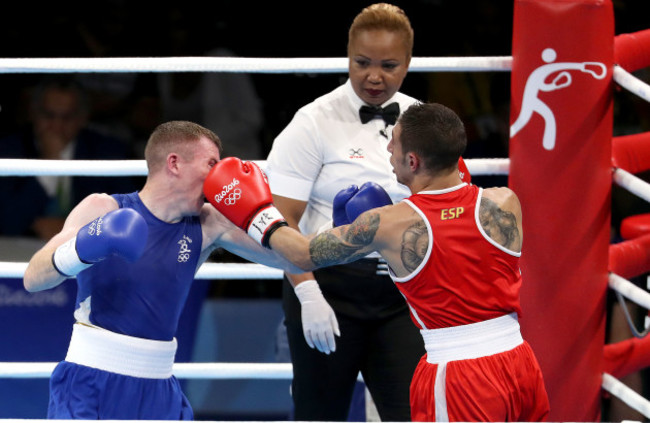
[348,3,414,60]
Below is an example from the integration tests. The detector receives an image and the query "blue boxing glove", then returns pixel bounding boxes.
[332,184,359,226]
[333,182,393,227]
[53,208,148,277]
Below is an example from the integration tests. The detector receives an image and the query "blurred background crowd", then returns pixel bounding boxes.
[0,0,646,160]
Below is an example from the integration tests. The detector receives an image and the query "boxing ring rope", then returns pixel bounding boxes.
[0,261,285,280]
[602,373,650,417]
[0,56,512,74]
[614,65,650,103]
[0,362,294,380]
[610,273,650,310]
[613,167,650,203]
[0,157,510,177]
[0,34,649,417]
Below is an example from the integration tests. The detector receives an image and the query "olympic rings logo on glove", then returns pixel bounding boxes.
[212,178,241,204]
[224,188,242,205]
[86,217,103,236]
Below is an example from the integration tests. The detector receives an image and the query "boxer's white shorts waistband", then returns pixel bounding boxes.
[422,313,523,364]
[65,323,177,379]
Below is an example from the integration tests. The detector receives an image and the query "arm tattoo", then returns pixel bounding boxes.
[309,212,379,267]
[479,197,521,250]
[401,221,428,273]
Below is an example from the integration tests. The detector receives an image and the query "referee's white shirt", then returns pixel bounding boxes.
[265,79,418,235]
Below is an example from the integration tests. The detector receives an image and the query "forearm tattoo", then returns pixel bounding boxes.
[479,197,521,250]
[401,221,428,273]
[309,212,380,267]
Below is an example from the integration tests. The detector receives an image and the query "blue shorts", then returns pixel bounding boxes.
[47,361,193,420]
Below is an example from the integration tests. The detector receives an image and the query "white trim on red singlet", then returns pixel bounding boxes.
[389,182,467,285]
[475,188,521,257]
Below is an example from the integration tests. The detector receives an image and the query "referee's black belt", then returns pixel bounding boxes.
[319,257,390,277]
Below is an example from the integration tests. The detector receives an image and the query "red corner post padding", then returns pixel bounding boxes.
[615,29,650,72]
[612,132,650,173]
[509,0,614,421]
[621,213,650,240]
[604,335,650,379]
[609,233,650,279]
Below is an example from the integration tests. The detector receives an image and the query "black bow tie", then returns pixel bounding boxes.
[359,102,400,125]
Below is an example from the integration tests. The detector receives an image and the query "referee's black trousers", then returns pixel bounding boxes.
[282,259,425,422]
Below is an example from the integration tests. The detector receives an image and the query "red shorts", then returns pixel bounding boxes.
[410,341,549,422]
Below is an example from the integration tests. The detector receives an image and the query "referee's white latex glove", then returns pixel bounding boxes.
[294,280,340,354]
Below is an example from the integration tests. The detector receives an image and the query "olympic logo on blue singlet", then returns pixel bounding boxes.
[177,235,192,263]
[224,188,242,205]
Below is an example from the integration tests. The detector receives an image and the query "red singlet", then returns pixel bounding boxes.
[391,183,549,422]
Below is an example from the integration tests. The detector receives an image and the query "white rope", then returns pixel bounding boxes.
[0,158,264,176]
[0,262,27,279]
[614,65,650,104]
[0,362,292,379]
[613,167,650,203]
[0,362,368,382]
[0,56,512,74]
[174,362,292,379]
[609,273,650,309]
[0,159,148,176]
[196,263,282,280]
[0,261,282,280]
[466,158,509,175]
[0,158,508,177]
[602,373,650,418]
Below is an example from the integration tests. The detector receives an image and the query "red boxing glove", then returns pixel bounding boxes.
[458,156,471,184]
[204,157,287,248]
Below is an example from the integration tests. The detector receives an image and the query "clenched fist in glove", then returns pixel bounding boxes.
[333,181,393,227]
[204,157,288,247]
[53,208,148,277]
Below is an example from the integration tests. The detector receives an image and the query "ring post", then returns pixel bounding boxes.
[509,0,614,420]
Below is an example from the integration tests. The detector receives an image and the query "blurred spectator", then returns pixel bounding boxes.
[157,48,265,160]
[0,76,136,241]
[425,1,512,160]
[156,7,265,160]
[69,1,161,150]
